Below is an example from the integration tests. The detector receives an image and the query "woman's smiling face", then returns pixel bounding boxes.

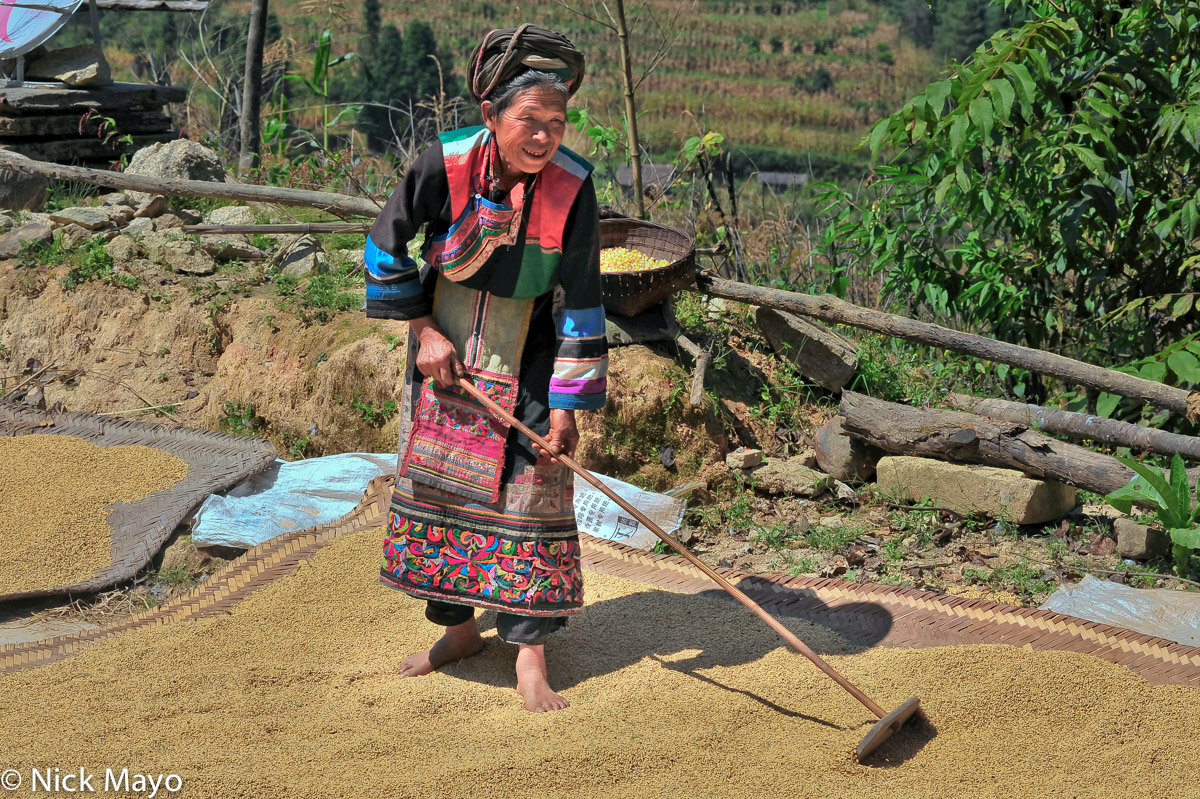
[482,85,568,181]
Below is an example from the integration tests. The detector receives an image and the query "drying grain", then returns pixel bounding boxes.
[0,434,190,593]
[600,246,669,273]
[0,527,1195,798]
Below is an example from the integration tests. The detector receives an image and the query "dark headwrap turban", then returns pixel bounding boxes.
[468,24,586,105]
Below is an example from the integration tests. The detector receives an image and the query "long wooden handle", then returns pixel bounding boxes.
[457,377,887,719]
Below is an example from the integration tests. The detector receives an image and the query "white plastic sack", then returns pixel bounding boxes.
[1039,574,1200,646]
[573,472,686,551]
[191,453,396,549]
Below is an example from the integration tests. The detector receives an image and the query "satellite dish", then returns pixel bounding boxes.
[0,0,86,61]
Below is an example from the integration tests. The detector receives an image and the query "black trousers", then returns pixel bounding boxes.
[425,600,567,645]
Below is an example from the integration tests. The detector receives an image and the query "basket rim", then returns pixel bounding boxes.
[599,219,695,278]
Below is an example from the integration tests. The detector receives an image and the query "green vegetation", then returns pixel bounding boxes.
[273,260,363,324]
[57,239,141,291]
[1106,453,1200,577]
[821,0,1200,400]
[218,401,264,435]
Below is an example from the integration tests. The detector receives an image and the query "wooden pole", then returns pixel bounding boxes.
[456,376,890,720]
[694,274,1200,421]
[183,223,370,235]
[613,0,646,219]
[946,393,1200,462]
[0,150,381,218]
[239,0,269,172]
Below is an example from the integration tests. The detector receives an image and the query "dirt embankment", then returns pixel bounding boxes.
[0,266,409,458]
[0,265,731,478]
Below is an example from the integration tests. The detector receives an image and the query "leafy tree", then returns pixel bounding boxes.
[359,0,381,67]
[933,0,994,62]
[357,23,406,149]
[821,0,1200,380]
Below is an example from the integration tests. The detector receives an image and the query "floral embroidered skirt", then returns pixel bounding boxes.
[380,293,584,618]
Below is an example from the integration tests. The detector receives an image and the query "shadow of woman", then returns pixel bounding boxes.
[439,579,896,732]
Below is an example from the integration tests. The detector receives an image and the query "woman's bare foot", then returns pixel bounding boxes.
[399,619,484,677]
[515,643,569,712]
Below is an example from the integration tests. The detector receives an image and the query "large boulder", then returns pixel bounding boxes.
[124,140,227,203]
[25,44,111,87]
[0,169,49,212]
[0,222,53,260]
[814,415,883,482]
[876,456,1076,525]
[749,456,835,497]
[1115,518,1171,561]
[142,231,219,276]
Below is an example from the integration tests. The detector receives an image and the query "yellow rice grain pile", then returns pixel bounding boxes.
[0,527,1195,798]
[600,246,669,273]
[0,434,190,593]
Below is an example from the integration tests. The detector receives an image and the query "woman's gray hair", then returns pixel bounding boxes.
[486,70,570,117]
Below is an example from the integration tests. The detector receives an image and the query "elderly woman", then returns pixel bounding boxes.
[363,25,607,713]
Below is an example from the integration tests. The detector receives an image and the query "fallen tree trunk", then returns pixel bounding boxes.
[694,274,1200,422]
[946,393,1200,462]
[0,151,382,219]
[839,391,1137,495]
[184,223,371,235]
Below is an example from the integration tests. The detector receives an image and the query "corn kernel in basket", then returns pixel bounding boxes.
[600,246,669,274]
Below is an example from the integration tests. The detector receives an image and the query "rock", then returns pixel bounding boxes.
[25,44,112,87]
[124,140,227,203]
[0,169,49,212]
[143,232,218,276]
[200,236,267,262]
[101,192,134,208]
[336,247,366,269]
[50,207,112,231]
[125,217,155,237]
[205,205,257,226]
[105,235,140,263]
[58,224,96,249]
[749,456,835,498]
[134,195,170,219]
[725,448,765,470]
[279,236,327,277]
[876,456,1077,525]
[1115,518,1171,561]
[815,415,883,482]
[832,480,856,501]
[158,536,203,575]
[0,222,53,259]
[755,307,858,392]
[0,211,13,233]
[153,209,202,230]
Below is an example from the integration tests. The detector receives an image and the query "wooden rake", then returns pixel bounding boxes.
[458,376,922,761]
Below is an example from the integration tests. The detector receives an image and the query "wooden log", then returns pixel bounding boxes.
[755,306,857,392]
[946,393,1200,462]
[839,390,1137,495]
[0,82,186,114]
[0,110,172,137]
[674,333,710,408]
[95,0,209,9]
[184,223,370,235]
[0,150,383,218]
[694,274,1200,422]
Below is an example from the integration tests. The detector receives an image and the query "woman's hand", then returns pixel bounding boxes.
[409,316,462,389]
[534,409,579,464]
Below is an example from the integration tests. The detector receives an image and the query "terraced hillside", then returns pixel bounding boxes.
[230,0,944,172]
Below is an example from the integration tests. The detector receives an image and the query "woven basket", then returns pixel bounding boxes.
[600,218,696,317]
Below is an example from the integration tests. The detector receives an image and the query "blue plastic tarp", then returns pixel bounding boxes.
[190,453,396,549]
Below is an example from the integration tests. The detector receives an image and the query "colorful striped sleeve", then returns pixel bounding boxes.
[550,175,608,411]
[364,142,448,321]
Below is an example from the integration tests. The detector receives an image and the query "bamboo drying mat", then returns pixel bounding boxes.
[0,402,277,602]
[4,474,1199,686]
